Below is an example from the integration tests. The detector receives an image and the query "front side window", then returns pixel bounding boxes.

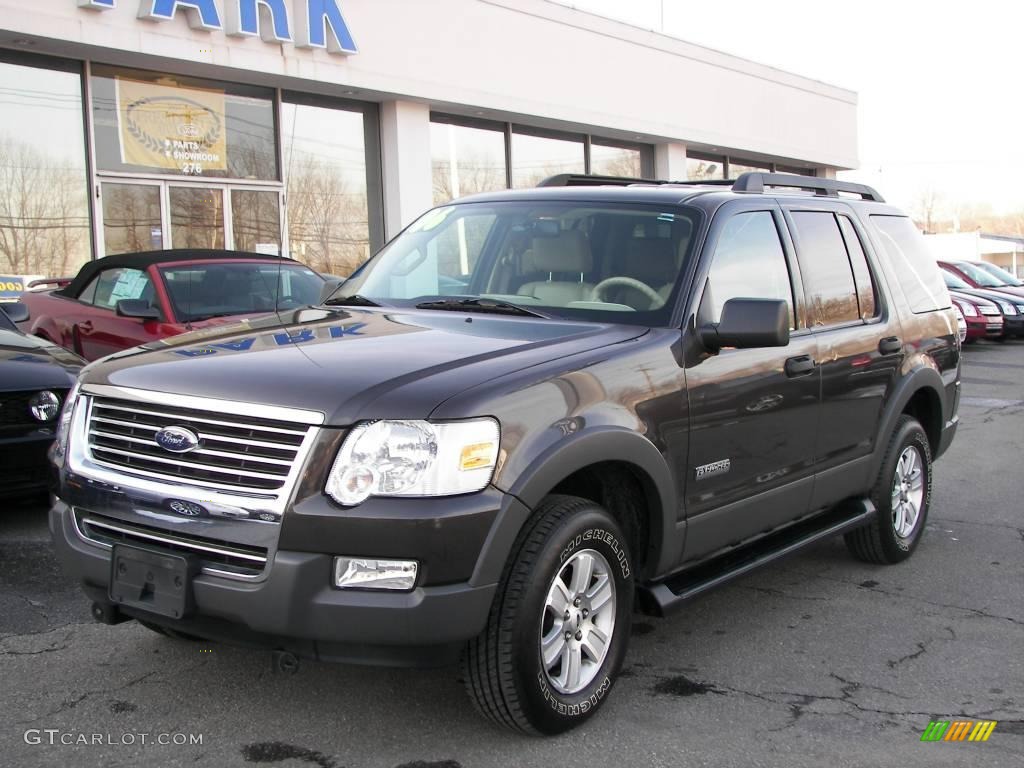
[331,202,700,326]
[85,268,154,311]
[791,211,860,326]
[703,211,794,327]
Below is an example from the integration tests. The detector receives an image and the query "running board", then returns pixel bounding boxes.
[638,499,876,616]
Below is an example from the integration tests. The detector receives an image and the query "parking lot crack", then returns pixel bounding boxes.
[886,641,928,669]
[14,669,163,725]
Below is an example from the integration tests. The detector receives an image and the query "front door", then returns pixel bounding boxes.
[682,202,821,563]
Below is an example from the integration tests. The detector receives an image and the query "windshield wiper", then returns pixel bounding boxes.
[187,312,244,321]
[323,294,383,307]
[414,297,550,318]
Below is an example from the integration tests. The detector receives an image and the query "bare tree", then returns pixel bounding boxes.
[913,188,945,234]
[0,136,89,277]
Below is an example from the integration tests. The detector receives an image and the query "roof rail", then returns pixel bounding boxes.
[537,173,668,187]
[731,172,885,202]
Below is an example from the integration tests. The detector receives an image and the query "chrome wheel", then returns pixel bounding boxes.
[891,445,924,538]
[539,548,616,695]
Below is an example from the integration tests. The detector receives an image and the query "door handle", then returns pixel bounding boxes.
[878,336,902,355]
[784,355,815,377]
[78,320,93,333]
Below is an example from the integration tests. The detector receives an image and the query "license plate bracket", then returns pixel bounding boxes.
[109,544,198,620]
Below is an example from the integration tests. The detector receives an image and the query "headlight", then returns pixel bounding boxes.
[50,380,81,466]
[998,301,1015,315]
[1017,304,1024,313]
[958,302,978,317]
[325,418,500,505]
[29,391,60,421]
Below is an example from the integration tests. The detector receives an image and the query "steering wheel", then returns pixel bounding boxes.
[590,277,662,307]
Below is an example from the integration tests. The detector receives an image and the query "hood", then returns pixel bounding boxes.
[0,329,83,391]
[954,287,1024,308]
[84,307,646,424]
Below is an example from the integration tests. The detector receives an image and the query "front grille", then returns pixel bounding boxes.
[1,389,67,435]
[85,396,310,493]
[78,512,267,577]
[979,306,1000,316]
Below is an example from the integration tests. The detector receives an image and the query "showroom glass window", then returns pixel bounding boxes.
[512,130,585,188]
[686,154,724,181]
[0,56,90,279]
[590,142,644,178]
[91,65,277,179]
[430,120,507,205]
[281,97,373,277]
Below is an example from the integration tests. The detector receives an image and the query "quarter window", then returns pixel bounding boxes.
[837,215,878,319]
[704,211,794,327]
[791,212,860,326]
[870,215,951,313]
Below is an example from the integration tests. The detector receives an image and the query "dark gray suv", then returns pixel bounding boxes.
[50,173,959,734]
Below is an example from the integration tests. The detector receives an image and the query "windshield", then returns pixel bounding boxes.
[161,262,323,322]
[954,261,1004,287]
[973,261,1023,286]
[942,270,971,290]
[329,201,701,326]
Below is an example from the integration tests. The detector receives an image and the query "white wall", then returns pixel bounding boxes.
[0,0,858,169]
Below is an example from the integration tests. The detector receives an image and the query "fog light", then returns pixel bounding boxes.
[333,557,418,591]
[30,390,60,421]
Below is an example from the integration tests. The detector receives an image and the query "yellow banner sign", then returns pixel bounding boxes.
[117,77,227,175]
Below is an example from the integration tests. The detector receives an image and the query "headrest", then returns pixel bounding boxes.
[624,238,678,283]
[526,230,593,273]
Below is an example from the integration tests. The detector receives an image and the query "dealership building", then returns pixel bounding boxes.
[0,0,858,281]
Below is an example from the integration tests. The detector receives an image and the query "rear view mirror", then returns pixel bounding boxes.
[319,278,344,304]
[2,301,29,323]
[116,299,161,321]
[699,298,789,351]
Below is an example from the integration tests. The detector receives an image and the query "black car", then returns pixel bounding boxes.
[50,173,959,735]
[0,302,82,498]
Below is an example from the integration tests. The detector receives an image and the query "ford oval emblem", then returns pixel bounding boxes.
[168,499,205,517]
[155,426,200,453]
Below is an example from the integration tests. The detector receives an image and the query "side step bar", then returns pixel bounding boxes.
[638,499,876,617]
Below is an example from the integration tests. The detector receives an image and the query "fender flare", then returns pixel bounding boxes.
[869,365,946,480]
[470,428,678,585]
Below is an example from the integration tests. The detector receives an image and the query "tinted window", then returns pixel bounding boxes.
[791,212,859,326]
[705,211,794,327]
[871,216,950,313]
[88,268,154,311]
[837,216,878,318]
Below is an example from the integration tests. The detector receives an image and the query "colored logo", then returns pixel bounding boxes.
[921,720,997,742]
[155,426,200,453]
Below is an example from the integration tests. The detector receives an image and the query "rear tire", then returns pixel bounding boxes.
[845,415,932,564]
[462,494,633,734]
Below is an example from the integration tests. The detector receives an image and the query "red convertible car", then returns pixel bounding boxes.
[18,250,325,361]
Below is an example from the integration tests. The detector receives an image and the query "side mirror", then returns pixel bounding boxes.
[2,301,29,323]
[319,278,344,304]
[116,299,161,321]
[699,298,790,351]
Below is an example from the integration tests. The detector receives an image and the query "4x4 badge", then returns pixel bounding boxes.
[696,459,731,480]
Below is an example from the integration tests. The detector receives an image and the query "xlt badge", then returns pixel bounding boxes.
[695,459,731,480]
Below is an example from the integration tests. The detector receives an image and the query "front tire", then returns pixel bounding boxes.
[463,495,634,734]
[845,415,932,564]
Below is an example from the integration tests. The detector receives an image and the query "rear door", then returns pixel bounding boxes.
[781,202,903,509]
[682,200,821,562]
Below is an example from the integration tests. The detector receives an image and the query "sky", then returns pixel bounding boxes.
[551,0,1024,216]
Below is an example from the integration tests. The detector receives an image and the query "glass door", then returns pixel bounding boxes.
[100,181,164,256]
[230,189,282,255]
[169,185,226,249]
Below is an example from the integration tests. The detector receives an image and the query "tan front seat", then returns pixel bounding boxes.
[517,230,594,305]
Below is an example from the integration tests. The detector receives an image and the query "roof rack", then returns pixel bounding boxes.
[731,172,885,202]
[537,171,885,203]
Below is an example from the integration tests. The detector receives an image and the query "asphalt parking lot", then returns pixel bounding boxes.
[2,342,1021,768]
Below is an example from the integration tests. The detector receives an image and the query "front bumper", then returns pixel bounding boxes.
[0,431,55,497]
[51,497,501,665]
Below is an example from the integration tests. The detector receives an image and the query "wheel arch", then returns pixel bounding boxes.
[871,366,946,479]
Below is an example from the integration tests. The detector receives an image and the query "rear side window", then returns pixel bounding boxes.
[870,215,950,313]
[704,211,795,327]
[791,211,859,326]
[837,216,878,319]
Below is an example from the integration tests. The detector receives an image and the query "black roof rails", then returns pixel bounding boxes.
[731,172,885,203]
[537,173,669,187]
